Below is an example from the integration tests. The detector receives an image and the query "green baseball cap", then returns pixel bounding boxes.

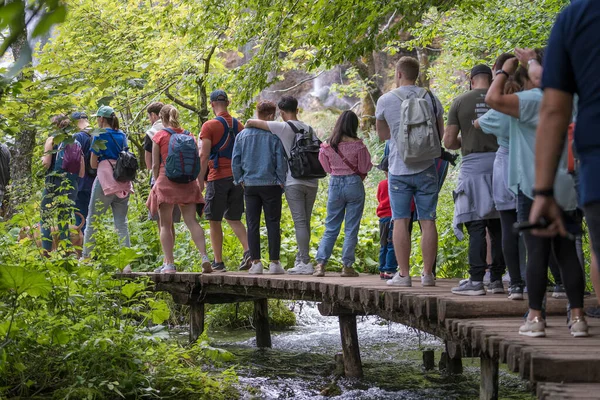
[92,105,115,118]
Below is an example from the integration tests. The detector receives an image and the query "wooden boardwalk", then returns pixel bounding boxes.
[118,272,600,400]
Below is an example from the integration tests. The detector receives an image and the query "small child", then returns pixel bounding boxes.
[377,161,398,280]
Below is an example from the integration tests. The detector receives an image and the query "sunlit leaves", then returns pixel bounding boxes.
[0,265,51,297]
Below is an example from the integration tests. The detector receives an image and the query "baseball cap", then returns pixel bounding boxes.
[210,90,228,102]
[470,64,493,78]
[92,105,115,118]
[71,111,88,120]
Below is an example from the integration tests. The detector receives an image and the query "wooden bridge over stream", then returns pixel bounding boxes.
[118,272,600,400]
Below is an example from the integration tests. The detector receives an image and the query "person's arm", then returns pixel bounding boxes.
[79,153,85,178]
[246,119,270,131]
[357,144,373,174]
[41,137,54,170]
[199,136,211,192]
[274,139,287,186]
[485,57,520,118]
[376,119,391,141]
[437,115,444,141]
[318,147,332,174]
[144,135,153,170]
[231,137,243,186]
[528,89,574,237]
[443,125,461,150]
[152,142,160,181]
[90,153,99,169]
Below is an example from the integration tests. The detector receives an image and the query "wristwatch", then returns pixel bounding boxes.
[496,70,509,78]
[532,188,554,197]
[527,59,539,67]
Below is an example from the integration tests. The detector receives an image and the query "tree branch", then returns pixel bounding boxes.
[165,87,200,114]
[266,70,324,93]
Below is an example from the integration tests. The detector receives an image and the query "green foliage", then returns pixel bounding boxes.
[206,300,296,331]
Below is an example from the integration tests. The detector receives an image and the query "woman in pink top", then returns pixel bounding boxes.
[314,110,373,277]
[147,105,211,274]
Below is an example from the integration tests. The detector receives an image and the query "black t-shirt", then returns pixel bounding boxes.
[144,134,153,153]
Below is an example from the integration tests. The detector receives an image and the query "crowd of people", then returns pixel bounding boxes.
[4,0,598,340]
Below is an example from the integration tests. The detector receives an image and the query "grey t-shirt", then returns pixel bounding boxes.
[267,120,318,188]
[375,85,443,176]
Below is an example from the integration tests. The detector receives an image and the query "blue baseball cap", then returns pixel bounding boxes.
[210,90,228,102]
[71,111,88,120]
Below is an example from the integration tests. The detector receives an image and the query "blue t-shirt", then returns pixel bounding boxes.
[478,109,510,149]
[542,0,600,206]
[74,130,94,192]
[91,129,127,161]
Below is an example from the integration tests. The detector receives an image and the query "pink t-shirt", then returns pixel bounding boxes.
[318,140,373,176]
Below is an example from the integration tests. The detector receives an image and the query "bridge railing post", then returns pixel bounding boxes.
[253,298,272,348]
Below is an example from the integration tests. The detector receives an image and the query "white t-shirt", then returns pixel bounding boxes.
[267,120,319,188]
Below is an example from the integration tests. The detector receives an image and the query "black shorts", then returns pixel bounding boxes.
[204,177,244,221]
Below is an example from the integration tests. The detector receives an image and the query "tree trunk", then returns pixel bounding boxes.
[417,47,431,89]
[354,52,383,130]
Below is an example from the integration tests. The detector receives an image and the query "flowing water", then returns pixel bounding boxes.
[203,302,533,400]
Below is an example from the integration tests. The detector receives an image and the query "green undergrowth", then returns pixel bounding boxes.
[206,299,297,330]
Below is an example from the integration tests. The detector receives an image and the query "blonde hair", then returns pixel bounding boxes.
[396,56,420,81]
[160,104,181,129]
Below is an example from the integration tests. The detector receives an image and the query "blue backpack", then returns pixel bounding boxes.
[209,116,239,169]
[164,128,200,183]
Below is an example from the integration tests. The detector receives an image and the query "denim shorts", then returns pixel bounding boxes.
[389,165,438,220]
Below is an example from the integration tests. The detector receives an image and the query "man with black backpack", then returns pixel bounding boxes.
[199,90,251,272]
[376,56,444,288]
[0,142,10,217]
[245,96,325,275]
[72,111,95,231]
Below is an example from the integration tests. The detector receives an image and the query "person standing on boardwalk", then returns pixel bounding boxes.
[198,90,251,272]
[314,111,372,278]
[72,111,94,232]
[245,96,323,275]
[147,105,212,274]
[375,56,444,288]
[486,51,587,338]
[232,101,288,275]
[143,102,180,257]
[83,106,132,261]
[444,64,506,297]
[376,157,398,280]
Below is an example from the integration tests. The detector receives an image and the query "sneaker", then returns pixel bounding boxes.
[313,263,325,277]
[380,272,395,280]
[519,316,546,337]
[340,266,359,277]
[585,306,600,318]
[502,272,511,283]
[249,261,265,275]
[387,273,412,287]
[569,316,589,337]
[508,285,524,300]
[488,280,505,294]
[552,284,567,299]
[421,273,435,287]
[154,264,166,273]
[239,250,252,271]
[162,264,177,274]
[483,271,491,287]
[451,280,486,296]
[201,255,213,273]
[288,262,314,275]
[212,261,226,272]
[267,261,286,275]
[122,265,132,274]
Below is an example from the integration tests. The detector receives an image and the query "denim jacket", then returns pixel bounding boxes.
[232,127,288,187]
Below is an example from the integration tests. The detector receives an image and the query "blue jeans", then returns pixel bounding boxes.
[83,179,130,257]
[75,190,91,232]
[316,175,365,267]
[389,165,438,220]
[40,176,77,252]
[379,217,397,273]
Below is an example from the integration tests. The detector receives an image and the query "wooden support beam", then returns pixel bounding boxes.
[423,350,435,371]
[480,355,499,400]
[318,302,366,316]
[338,314,363,378]
[189,302,205,343]
[253,299,272,348]
[446,341,464,374]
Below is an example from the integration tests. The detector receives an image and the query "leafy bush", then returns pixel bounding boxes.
[206,300,297,331]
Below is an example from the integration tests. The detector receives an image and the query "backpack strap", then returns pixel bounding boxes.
[163,127,189,136]
[210,117,236,169]
[286,121,302,134]
[390,88,406,102]
[333,146,366,180]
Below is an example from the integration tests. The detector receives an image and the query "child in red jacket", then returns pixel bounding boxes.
[377,163,398,279]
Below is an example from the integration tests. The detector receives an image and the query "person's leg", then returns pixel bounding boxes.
[585,202,600,263]
[315,179,345,266]
[487,218,506,282]
[75,190,91,232]
[553,235,585,315]
[225,180,249,252]
[549,255,563,286]
[82,179,111,257]
[180,203,208,256]
[465,220,488,281]
[111,194,130,248]
[386,220,398,273]
[412,165,439,276]
[244,186,262,261]
[262,186,283,262]
[40,188,54,253]
[285,185,311,264]
[420,220,437,276]
[378,218,389,273]
[499,210,524,286]
[204,179,226,263]
[393,218,412,276]
[591,251,600,305]
[340,177,365,267]
[388,173,418,277]
[158,203,175,265]
[524,232,552,315]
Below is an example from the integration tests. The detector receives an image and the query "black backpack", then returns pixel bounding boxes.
[108,133,138,182]
[81,128,97,178]
[287,121,326,179]
[0,144,10,187]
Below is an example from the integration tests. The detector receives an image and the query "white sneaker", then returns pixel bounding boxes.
[267,261,286,275]
[122,265,132,274]
[421,273,435,287]
[287,261,314,275]
[387,273,412,287]
[483,271,491,286]
[248,261,265,275]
